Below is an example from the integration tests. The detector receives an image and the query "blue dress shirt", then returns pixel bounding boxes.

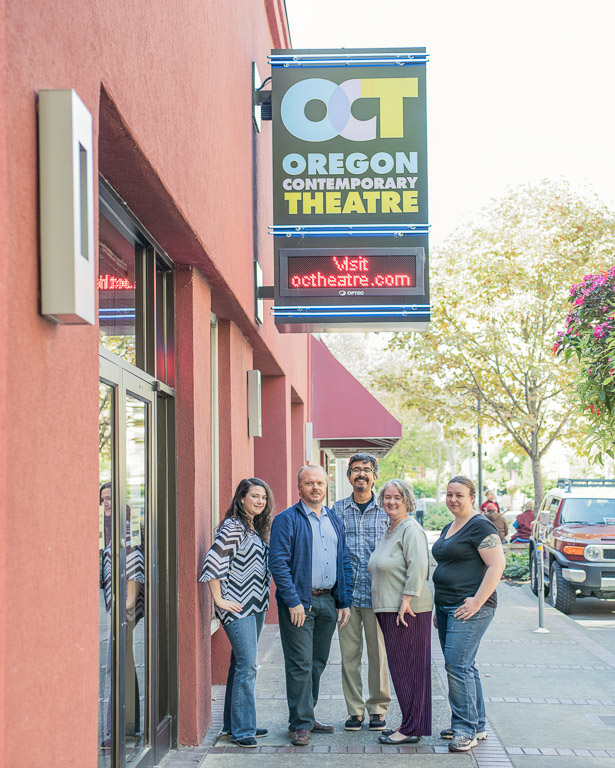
[301,500,338,589]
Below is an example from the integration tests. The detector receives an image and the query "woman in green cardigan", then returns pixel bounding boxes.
[368,479,433,745]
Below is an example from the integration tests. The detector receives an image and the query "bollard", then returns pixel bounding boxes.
[534,541,550,634]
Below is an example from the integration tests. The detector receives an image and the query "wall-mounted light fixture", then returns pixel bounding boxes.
[247,369,262,437]
[252,63,271,132]
[38,89,95,324]
[305,422,313,462]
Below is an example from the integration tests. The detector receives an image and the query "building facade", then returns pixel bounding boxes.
[0,3,403,767]
[1,2,303,766]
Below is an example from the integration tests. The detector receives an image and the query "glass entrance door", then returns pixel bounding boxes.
[99,361,156,768]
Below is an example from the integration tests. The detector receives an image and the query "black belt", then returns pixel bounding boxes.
[311,588,331,596]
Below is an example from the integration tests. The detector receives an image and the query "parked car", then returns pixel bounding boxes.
[530,479,615,614]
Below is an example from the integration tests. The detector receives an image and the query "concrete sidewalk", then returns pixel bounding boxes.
[160,582,615,767]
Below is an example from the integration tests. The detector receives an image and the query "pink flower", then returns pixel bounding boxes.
[594,326,606,338]
[574,297,584,306]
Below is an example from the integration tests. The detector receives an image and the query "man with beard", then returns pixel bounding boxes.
[332,454,391,732]
[270,465,352,746]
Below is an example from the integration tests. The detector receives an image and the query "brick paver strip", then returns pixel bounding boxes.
[540,748,558,755]
[479,661,612,671]
[591,750,611,758]
[556,748,575,756]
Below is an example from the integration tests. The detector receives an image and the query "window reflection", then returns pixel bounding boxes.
[99,384,113,768]
[126,396,147,763]
[99,213,137,365]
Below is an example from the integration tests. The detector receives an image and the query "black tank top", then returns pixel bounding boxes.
[432,515,499,608]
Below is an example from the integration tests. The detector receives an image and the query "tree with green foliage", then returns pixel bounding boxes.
[555,267,615,462]
[378,181,615,506]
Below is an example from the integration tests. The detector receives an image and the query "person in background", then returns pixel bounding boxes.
[432,475,505,753]
[332,453,390,733]
[511,500,535,542]
[100,483,144,751]
[480,489,501,514]
[200,478,273,748]
[368,479,433,745]
[269,465,351,747]
[483,502,509,543]
[415,493,427,528]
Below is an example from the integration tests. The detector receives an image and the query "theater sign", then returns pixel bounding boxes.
[270,48,429,332]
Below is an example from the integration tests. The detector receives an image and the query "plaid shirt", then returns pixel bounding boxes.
[332,493,389,608]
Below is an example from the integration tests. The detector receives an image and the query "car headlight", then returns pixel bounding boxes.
[584,545,602,561]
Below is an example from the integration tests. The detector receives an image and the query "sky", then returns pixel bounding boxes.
[284,0,615,245]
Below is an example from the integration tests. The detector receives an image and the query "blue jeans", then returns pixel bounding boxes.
[435,603,495,739]
[222,611,266,740]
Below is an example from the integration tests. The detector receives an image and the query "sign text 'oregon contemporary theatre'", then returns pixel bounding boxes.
[270,48,429,332]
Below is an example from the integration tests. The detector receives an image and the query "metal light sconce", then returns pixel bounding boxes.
[38,89,95,324]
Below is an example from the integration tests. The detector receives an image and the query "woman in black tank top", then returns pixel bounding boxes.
[432,475,505,753]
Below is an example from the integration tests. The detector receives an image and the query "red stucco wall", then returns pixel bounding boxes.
[2,0,308,763]
[0,0,8,758]
[175,267,214,744]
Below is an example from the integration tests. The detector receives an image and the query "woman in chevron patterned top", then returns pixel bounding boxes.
[200,478,274,748]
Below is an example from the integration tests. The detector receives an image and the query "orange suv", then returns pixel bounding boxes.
[530,479,615,614]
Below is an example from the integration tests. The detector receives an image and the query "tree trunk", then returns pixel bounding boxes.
[436,441,442,502]
[448,442,457,475]
[531,431,544,508]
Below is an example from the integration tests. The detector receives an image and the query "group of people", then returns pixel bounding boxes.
[480,491,536,543]
[199,454,506,753]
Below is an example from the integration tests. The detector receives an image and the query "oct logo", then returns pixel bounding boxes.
[281,77,418,143]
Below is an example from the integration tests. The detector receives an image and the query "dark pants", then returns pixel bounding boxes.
[377,611,432,736]
[278,593,338,731]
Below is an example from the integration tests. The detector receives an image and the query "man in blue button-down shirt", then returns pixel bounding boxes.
[332,453,391,733]
[270,465,351,747]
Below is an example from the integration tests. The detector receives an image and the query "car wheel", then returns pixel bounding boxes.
[530,548,539,595]
[549,561,576,615]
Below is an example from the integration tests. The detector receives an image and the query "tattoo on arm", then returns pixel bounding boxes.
[478,534,500,550]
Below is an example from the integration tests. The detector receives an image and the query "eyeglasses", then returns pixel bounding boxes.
[350,467,374,475]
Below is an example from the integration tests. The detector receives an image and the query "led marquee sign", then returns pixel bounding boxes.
[270,48,430,332]
[279,247,425,298]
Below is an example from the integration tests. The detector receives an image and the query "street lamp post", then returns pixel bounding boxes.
[477,395,483,508]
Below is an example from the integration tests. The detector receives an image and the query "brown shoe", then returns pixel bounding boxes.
[312,721,334,733]
[290,728,311,746]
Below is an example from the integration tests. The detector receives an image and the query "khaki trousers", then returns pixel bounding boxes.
[338,606,391,716]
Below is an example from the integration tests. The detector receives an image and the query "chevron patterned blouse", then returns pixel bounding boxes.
[200,518,270,625]
[102,521,145,622]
